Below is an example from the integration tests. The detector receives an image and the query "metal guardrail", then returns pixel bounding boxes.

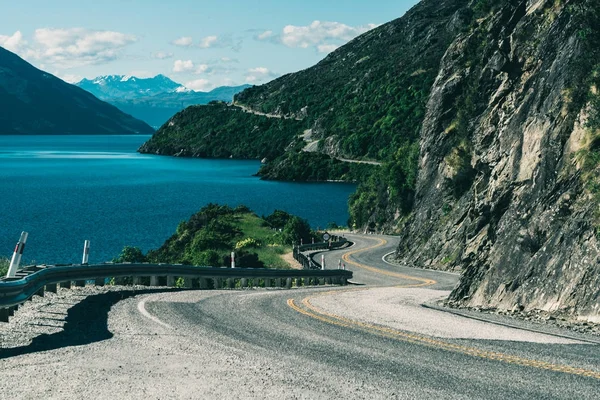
[0,261,353,322]
[293,238,351,270]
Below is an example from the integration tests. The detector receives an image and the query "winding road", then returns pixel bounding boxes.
[1,234,599,399]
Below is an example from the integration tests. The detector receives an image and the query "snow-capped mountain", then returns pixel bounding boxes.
[76,74,184,100]
[75,74,251,128]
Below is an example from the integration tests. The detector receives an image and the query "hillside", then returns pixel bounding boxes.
[0,47,154,135]
[76,75,250,128]
[139,0,600,322]
[119,204,314,269]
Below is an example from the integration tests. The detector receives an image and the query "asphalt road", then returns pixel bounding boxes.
[1,234,599,399]
[145,234,600,398]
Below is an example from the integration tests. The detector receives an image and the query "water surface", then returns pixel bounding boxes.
[0,135,355,264]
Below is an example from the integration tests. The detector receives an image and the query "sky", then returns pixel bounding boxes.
[0,0,420,91]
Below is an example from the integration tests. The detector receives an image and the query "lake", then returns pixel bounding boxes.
[0,135,356,264]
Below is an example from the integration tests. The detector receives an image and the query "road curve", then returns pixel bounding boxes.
[1,234,599,399]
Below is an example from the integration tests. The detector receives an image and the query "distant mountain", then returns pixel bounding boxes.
[0,47,154,135]
[76,75,250,128]
[76,74,183,100]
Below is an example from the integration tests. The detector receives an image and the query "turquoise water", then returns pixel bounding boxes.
[0,136,355,264]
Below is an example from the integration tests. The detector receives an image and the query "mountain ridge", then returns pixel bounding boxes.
[0,46,154,135]
[76,74,251,128]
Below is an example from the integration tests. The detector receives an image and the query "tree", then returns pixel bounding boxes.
[115,246,147,263]
[282,216,311,245]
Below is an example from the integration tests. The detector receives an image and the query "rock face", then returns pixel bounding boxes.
[0,47,154,135]
[394,0,600,322]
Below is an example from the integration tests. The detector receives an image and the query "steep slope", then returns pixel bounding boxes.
[393,0,600,322]
[139,0,600,321]
[0,47,154,135]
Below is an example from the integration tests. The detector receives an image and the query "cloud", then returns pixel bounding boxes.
[28,28,137,68]
[129,70,154,78]
[173,59,195,73]
[198,35,218,48]
[245,66,279,84]
[152,51,173,59]
[184,78,215,92]
[0,31,27,53]
[195,64,210,73]
[257,21,378,53]
[257,30,273,40]
[172,36,193,47]
[317,44,339,53]
[58,73,83,83]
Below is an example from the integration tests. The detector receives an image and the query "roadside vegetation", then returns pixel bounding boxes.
[0,257,9,276]
[115,204,317,269]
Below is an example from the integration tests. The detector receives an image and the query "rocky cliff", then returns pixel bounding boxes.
[394,0,600,322]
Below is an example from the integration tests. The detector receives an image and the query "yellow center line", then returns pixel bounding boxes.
[341,237,436,287]
[286,236,600,380]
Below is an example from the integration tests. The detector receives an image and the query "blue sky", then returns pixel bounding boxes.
[0,0,420,90]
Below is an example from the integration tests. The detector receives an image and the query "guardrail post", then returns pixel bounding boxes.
[75,279,86,287]
[8,306,17,316]
[132,276,142,286]
[227,278,234,289]
[60,281,72,289]
[0,308,8,323]
[46,283,57,293]
[213,278,222,289]
[241,278,248,289]
[7,231,28,278]
[286,278,292,289]
[199,278,208,289]
[36,286,45,297]
[82,240,90,264]
[231,251,235,268]
[325,277,331,285]
[167,276,175,287]
[264,278,271,288]
[276,278,282,288]
[150,276,159,286]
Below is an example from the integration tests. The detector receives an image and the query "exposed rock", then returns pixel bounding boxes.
[394,0,600,322]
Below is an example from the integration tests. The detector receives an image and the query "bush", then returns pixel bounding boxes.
[114,246,147,263]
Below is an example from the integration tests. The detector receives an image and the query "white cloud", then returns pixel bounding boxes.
[184,78,215,92]
[198,35,218,48]
[195,64,210,74]
[172,36,193,47]
[257,30,273,40]
[59,73,83,83]
[173,59,195,73]
[28,28,137,68]
[317,44,339,53]
[0,31,27,53]
[257,21,378,52]
[129,70,154,78]
[245,66,278,84]
[152,51,173,59]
